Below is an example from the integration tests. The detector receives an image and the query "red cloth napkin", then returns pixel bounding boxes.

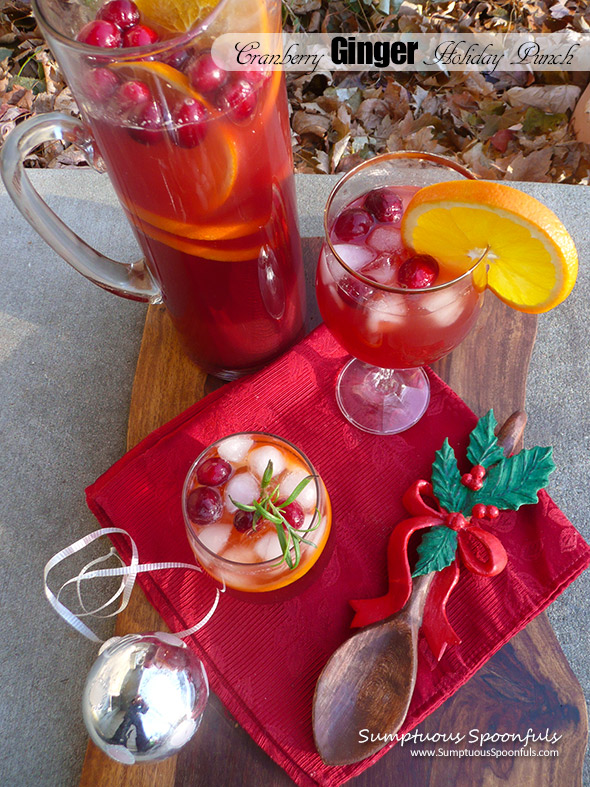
[86,324,590,786]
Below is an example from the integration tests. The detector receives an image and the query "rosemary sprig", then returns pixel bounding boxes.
[230,460,321,569]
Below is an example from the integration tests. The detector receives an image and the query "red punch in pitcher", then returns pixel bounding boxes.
[1,0,305,379]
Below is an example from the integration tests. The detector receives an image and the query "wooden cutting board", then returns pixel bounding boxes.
[79,238,588,787]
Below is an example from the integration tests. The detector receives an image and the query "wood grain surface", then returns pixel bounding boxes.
[79,239,588,787]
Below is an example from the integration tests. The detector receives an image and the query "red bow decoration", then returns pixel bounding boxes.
[349,479,508,660]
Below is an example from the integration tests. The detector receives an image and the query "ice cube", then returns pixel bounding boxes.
[366,293,408,335]
[253,531,283,562]
[333,243,376,271]
[367,225,404,254]
[225,471,259,513]
[222,544,257,564]
[217,435,253,463]
[248,446,286,480]
[197,524,233,555]
[360,254,397,286]
[422,288,463,328]
[280,470,317,511]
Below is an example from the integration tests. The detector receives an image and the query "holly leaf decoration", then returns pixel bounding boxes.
[412,526,458,578]
[467,446,555,511]
[431,438,468,513]
[466,410,505,468]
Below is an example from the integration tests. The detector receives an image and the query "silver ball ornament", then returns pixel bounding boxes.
[82,632,209,764]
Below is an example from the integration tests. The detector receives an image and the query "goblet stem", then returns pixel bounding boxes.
[336,359,430,436]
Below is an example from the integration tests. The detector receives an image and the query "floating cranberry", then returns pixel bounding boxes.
[97,0,140,30]
[397,254,439,289]
[233,510,255,532]
[113,79,151,114]
[85,67,120,102]
[123,24,159,47]
[77,20,122,48]
[128,100,165,144]
[278,499,305,530]
[220,78,257,122]
[242,65,269,87]
[187,487,223,525]
[163,49,189,70]
[196,456,232,486]
[333,208,373,242]
[188,52,228,95]
[364,187,403,224]
[171,98,208,148]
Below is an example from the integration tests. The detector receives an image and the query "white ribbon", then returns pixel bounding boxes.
[44,528,225,643]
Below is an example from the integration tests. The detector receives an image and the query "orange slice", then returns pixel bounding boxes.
[401,180,578,314]
[134,0,271,34]
[129,203,264,241]
[129,212,262,261]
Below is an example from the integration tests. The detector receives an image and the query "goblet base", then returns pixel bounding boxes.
[336,359,430,435]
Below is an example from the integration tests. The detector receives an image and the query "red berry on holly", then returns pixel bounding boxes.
[487,505,500,519]
[398,254,439,289]
[123,24,159,47]
[461,473,474,487]
[97,0,140,30]
[472,503,486,519]
[77,20,122,48]
[472,464,486,480]
[471,478,483,491]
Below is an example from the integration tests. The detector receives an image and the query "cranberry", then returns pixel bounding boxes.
[188,52,228,95]
[97,0,140,30]
[187,487,223,525]
[113,80,151,113]
[242,65,269,87]
[163,49,189,70]
[128,100,165,144]
[172,98,208,148]
[123,24,159,47]
[397,254,439,289]
[364,188,403,224]
[233,510,255,532]
[196,456,232,486]
[333,208,373,242]
[85,67,120,102]
[278,499,305,530]
[220,78,257,122]
[77,20,122,48]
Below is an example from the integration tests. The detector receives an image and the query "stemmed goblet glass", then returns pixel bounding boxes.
[316,151,487,435]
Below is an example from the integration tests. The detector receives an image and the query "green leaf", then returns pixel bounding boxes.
[431,438,468,513]
[522,107,567,136]
[469,446,555,510]
[261,460,273,490]
[412,526,458,578]
[229,497,256,512]
[466,410,505,468]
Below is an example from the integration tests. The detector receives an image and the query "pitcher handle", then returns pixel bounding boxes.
[1,112,162,303]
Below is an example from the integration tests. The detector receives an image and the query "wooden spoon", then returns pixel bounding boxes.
[313,411,527,767]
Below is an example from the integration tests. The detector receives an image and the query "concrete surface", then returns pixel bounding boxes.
[0,170,589,786]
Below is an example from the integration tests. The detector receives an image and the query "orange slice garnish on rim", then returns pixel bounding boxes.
[401,180,578,314]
